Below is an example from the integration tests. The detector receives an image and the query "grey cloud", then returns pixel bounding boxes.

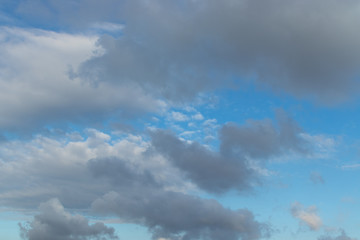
[19,198,118,240]
[85,148,271,240]
[151,113,310,193]
[92,189,270,240]
[0,125,270,240]
[318,229,358,240]
[77,0,360,104]
[151,129,255,194]
[5,0,360,103]
[0,130,193,210]
[220,110,309,160]
[87,157,161,188]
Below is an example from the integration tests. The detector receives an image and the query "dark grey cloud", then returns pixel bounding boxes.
[92,189,270,240]
[76,0,360,104]
[19,198,118,240]
[220,110,309,160]
[318,229,358,240]
[87,157,161,189]
[151,112,311,193]
[88,154,271,240]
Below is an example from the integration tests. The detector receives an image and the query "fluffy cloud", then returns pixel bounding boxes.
[0,129,269,239]
[0,27,164,132]
[19,198,118,240]
[0,129,181,209]
[291,202,322,231]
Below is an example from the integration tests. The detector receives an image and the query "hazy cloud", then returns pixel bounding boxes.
[291,202,322,231]
[310,172,325,185]
[318,229,358,240]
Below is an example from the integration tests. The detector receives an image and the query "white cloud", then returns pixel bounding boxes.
[0,27,164,131]
[169,111,189,122]
[192,113,204,121]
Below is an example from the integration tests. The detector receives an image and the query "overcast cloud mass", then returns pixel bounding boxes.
[0,0,360,240]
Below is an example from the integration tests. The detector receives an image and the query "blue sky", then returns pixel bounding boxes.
[1,1,360,240]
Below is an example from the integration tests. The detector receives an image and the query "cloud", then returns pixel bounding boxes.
[19,198,118,240]
[291,202,322,231]
[151,129,255,194]
[151,112,311,193]
[318,229,358,240]
[220,110,309,160]
[92,189,270,240]
[0,130,187,209]
[0,27,165,132]
[0,127,270,240]
[169,111,189,122]
[87,155,271,240]
[70,0,360,104]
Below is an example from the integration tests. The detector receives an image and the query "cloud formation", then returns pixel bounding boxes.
[19,198,118,240]
[92,189,270,240]
[0,129,270,240]
[88,156,271,240]
[151,113,311,193]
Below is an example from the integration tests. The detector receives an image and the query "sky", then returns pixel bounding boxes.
[1,0,360,240]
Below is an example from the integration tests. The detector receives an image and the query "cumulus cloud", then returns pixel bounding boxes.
[0,128,270,240]
[291,202,322,231]
[0,129,187,209]
[19,198,118,240]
